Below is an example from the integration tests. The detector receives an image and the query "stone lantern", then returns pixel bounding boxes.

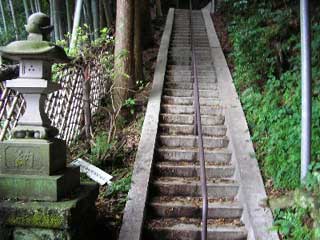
[0,13,98,240]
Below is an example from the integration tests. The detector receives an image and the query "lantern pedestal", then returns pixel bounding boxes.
[0,184,99,240]
[0,12,99,240]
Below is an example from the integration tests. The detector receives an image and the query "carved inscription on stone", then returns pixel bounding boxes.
[3,146,44,172]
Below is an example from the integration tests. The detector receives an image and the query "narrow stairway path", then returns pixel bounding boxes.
[143,9,247,240]
[119,8,278,240]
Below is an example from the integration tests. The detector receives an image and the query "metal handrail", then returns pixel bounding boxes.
[189,1,208,239]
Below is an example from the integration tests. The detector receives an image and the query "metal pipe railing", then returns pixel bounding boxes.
[189,1,208,239]
[300,0,312,181]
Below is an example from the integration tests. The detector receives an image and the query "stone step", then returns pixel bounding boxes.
[168,56,212,61]
[165,75,216,82]
[167,65,214,71]
[159,135,229,149]
[160,113,225,126]
[163,89,219,98]
[161,104,223,116]
[171,37,209,41]
[145,218,247,240]
[168,59,191,65]
[165,76,216,83]
[165,82,217,90]
[170,45,210,49]
[154,162,235,178]
[168,46,211,51]
[162,96,221,106]
[166,70,215,76]
[159,124,227,137]
[151,177,239,198]
[170,41,210,45]
[149,197,242,219]
[156,147,231,164]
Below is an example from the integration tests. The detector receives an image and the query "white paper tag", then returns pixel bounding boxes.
[69,158,113,185]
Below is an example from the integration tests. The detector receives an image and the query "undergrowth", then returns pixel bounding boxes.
[218,0,320,238]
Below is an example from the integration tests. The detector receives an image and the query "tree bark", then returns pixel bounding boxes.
[83,65,92,139]
[141,0,153,48]
[29,0,35,13]
[8,0,18,40]
[113,0,134,109]
[84,0,93,40]
[70,0,84,50]
[52,0,59,40]
[0,0,7,34]
[57,0,64,40]
[49,0,54,40]
[91,0,99,40]
[66,0,72,34]
[99,0,106,29]
[155,0,163,17]
[134,0,143,83]
[35,0,41,12]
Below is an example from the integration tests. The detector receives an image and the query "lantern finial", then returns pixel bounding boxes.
[25,12,53,41]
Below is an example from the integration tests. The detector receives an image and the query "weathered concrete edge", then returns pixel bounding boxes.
[202,9,280,240]
[118,9,175,240]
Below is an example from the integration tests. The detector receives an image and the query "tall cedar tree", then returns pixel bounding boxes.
[113,0,134,109]
[134,0,143,83]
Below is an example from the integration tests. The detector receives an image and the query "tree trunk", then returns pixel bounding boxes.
[66,0,72,34]
[8,0,18,40]
[49,0,54,40]
[101,0,112,28]
[23,0,29,21]
[83,65,92,139]
[29,0,35,13]
[70,0,84,50]
[134,0,143,83]
[99,0,106,29]
[33,0,38,11]
[84,0,93,40]
[35,0,41,12]
[113,0,134,109]
[52,0,59,40]
[57,0,64,40]
[91,0,99,40]
[141,0,153,48]
[155,0,163,17]
[0,0,7,34]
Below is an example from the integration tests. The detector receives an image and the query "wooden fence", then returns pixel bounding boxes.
[0,61,106,145]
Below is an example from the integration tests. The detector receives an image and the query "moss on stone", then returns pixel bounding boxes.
[7,211,64,229]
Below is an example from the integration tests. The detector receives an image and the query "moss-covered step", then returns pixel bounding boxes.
[0,166,80,201]
[0,184,99,240]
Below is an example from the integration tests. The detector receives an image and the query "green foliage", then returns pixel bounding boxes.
[273,207,312,240]
[223,1,320,237]
[123,98,136,115]
[106,171,132,198]
[224,1,320,190]
[90,132,115,166]
[273,162,320,239]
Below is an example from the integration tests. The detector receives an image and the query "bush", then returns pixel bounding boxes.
[224,1,320,189]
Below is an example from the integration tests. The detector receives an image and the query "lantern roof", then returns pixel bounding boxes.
[0,12,70,63]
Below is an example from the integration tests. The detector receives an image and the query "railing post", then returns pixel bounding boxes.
[300,0,312,181]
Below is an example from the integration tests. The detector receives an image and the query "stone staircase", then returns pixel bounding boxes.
[143,9,248,240]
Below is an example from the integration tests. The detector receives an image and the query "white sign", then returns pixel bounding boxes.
[69,158,113,185]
